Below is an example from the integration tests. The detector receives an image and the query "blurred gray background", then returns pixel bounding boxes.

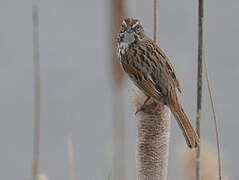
[0,0,238,179]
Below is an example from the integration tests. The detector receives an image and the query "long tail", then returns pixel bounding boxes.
[167,98,200,148]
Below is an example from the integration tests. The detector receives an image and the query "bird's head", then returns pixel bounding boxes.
[118,18,144,45]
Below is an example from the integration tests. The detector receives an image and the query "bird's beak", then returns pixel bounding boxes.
[126,27,133,33]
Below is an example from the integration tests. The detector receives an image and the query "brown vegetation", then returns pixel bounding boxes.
[132,87,170,180]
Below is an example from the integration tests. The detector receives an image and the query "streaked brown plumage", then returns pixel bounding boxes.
[117,18,200,148]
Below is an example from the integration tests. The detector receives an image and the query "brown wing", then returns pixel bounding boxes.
[145,39,182,93]
[122,62,162,100]
[122,38,181,101]
[156,43,182,93]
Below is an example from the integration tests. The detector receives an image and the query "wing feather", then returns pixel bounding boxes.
[152,42,182,93]
[122,63,162,100]
[121,37,182,101]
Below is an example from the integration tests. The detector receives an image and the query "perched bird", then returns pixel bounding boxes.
[117,18,200,148]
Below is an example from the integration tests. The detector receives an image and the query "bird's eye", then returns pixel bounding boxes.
[135,25,140,30]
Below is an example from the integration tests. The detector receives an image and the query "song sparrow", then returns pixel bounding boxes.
[117,18,200,148]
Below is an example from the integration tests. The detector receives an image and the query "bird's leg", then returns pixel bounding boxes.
[135,96,151,115]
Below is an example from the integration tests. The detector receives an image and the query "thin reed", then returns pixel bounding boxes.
[204,58,223,179]
[196,0,204,179]
[32,0,41,179]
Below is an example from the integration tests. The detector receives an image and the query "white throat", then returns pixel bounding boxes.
[118,41,129,55]
[117,33,135,60]
[117,41,130,65]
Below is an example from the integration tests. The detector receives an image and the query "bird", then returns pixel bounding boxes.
[117,18,200,148]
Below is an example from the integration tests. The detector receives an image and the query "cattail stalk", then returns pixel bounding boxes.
[110,0,126,179]
[196,0,204,179]
[111,0,125,87]
[133,87,170,180]
[132,2,170,179]
[32,0,41,179]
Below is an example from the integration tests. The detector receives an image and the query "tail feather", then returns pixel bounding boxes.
[168,100,200,148]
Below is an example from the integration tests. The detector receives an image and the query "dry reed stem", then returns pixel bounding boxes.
[32,0,41,179]
[203,56,223,180]
[111,0,125,87]
[111,1,126,179]
[180,143,218,180]
[132,87,170,180]
[196,0,204,179]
